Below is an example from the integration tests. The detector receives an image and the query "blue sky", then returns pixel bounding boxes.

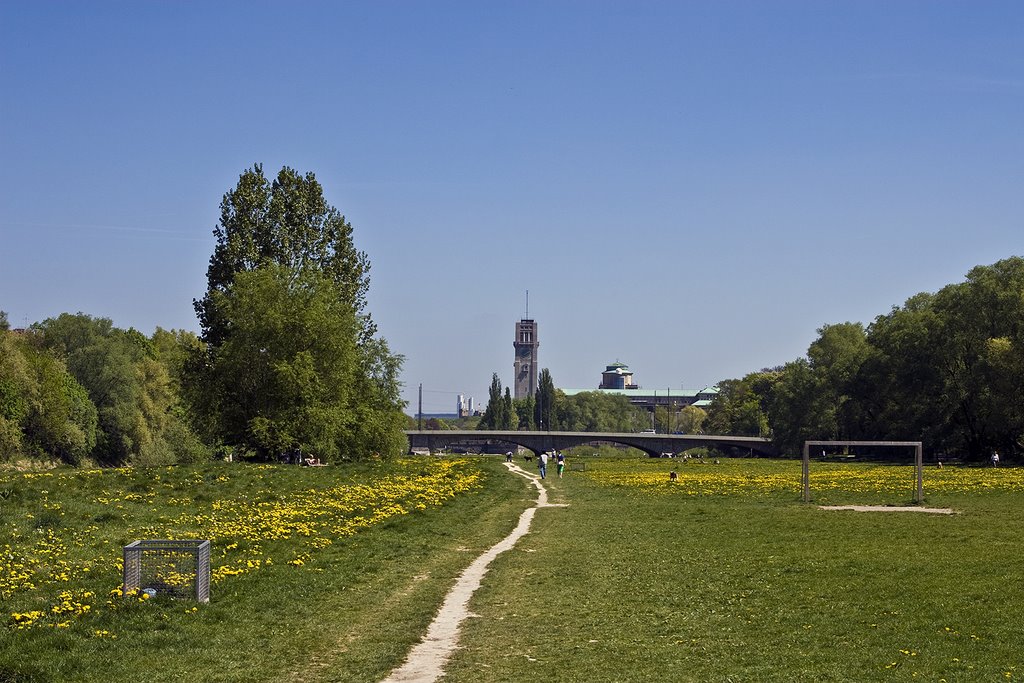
[2,1,1022,414]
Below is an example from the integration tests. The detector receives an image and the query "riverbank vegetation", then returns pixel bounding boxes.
[707,256,1024,461]
[1,165,406,469]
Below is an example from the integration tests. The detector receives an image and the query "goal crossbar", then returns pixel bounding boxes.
[802,440,923,504]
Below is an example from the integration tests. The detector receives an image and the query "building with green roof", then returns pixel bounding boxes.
[563,361,719,415]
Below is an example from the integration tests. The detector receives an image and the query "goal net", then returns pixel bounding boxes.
[802,440,923,504]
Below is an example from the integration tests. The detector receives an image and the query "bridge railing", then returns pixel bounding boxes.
[403,430,777,457]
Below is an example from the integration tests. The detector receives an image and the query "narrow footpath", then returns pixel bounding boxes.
[379,461,566,683]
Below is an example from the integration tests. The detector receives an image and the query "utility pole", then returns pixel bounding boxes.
[418,383,423,431]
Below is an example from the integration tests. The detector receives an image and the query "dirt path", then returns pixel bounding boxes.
[379,462,564,683]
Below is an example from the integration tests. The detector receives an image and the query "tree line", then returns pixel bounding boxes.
[474,369,708,435]
[706,257,1024,461]
[1,165,407,467]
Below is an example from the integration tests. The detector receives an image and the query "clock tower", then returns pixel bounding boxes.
[513,319,539,399]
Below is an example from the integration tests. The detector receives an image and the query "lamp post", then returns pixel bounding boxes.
[652,390,657,431]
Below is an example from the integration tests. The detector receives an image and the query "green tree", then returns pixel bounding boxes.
[479,373,506,430]
[1,329,98,465]
[705,372,778,437]
[806,322,873,439]
[854,293,944,446]
[502,387,516,430]
[150,328,203,392]
[35,313,204,465]
[194,164,372,348]
[200,265,405,461]
[767,359,837,454]
[859,258,1024,459]
[424,417,451,430]
[21,342,98,465]
[556,391,644,432]
[513,395,535,430]
[0,330,31,459]
[192,166,405,461]
[534,368,557,430]
[677,404,707,434]
[36,314,147,463]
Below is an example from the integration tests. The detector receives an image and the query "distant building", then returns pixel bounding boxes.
[563,361,719,413]
[599,362,639,390]
[513,318,539,399]
[457,394,475,418]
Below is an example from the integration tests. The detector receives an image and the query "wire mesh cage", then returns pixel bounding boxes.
[123,540,211,603]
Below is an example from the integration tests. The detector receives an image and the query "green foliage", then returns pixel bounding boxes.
[766,358,834,453]
[198,265,404,461]
[0,334,30,459]
[478,374,513,430]
[651,403,705,434]
[30,313,206,465]
[555,391,646,432]
[194,164,372,349]
[534,368,557,429]
[502,387,515,430]
[23,349,98,466]
[422,417,451,430]
[0,329,98,465]
[190,166,404,461]
[677,404,707,434]
[717,256,1024,460]
[705,371,779,438]
[513,395,535,430]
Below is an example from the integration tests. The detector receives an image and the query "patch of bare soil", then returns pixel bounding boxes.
[818,505,956,514]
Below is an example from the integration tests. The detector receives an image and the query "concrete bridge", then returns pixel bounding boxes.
[404,430,777,458]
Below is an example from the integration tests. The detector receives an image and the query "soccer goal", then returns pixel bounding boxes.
[802,440,923,504]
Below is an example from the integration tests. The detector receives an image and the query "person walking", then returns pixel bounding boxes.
[538,452,548,479]
[556,452,565,478]
[991,451,1000,467]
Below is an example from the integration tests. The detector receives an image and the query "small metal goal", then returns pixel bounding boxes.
[123,540,211,603]
[802,440,923,504]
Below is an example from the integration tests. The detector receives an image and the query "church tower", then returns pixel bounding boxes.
[513,318,539,399]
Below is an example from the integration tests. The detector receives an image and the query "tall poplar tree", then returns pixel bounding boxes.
[534,368,556,430]
[479,373,505,429]
[194,164,373,348]
[191,165,405,460]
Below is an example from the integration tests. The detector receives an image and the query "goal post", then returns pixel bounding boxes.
[803,440,923,504]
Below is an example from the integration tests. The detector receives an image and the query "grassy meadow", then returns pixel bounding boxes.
[2,454,1023,682]
[447,456,1024,682]
[0,457,529,682]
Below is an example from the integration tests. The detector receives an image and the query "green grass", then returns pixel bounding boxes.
[0,458,531,682]
[3,455,1022,682]
[445,457,1024,682]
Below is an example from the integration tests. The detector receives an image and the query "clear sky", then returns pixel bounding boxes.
[2,1,1022,414]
